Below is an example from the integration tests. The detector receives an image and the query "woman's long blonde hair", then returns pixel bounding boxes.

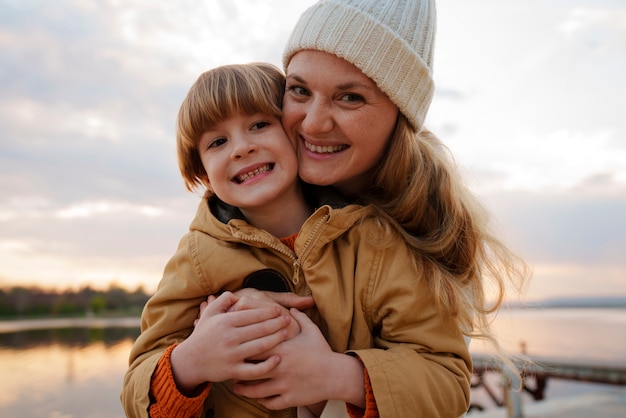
[368,114,529,356]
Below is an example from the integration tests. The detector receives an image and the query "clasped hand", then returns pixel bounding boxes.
[181,289,362,412]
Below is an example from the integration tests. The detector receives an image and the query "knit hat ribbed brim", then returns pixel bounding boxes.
[283,0,436,130]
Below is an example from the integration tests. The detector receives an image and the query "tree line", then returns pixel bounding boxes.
[0,284,151,318]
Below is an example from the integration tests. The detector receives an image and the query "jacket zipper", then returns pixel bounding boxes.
[234,212,330,290]
[292,213,329,287]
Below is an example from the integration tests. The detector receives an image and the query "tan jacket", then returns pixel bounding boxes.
[121,195,471,418]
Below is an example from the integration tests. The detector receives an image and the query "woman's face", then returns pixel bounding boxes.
[282,50,399,197]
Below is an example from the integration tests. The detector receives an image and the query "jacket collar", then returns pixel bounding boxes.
[208,184,351,225]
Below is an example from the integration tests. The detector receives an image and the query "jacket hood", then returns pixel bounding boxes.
[207,184,350,225]
[188,185,373,248]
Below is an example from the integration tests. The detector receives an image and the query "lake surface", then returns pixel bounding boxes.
[0,320,139,418]
[0,308,624,417]
[473,307,626,364]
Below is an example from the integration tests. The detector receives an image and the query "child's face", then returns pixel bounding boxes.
[199,112,299,210]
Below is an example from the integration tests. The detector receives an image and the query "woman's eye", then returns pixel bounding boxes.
[341,93,364,103]
[287,85,310,97]
[208,137,227,149]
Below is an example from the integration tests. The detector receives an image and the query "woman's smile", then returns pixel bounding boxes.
[302,139,348,154]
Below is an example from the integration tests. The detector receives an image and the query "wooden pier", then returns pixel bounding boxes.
[469,354,626,417]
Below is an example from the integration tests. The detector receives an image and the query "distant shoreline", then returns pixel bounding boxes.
[0,316,141,333]
[507,303,626,309]
[506,296,626,309]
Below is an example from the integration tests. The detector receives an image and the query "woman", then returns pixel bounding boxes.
[232,0,527,416]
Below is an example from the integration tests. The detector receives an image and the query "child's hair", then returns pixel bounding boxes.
[367,114,530,379]
[176,62,285,192]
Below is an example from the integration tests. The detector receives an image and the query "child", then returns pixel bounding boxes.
[121,62,471,418]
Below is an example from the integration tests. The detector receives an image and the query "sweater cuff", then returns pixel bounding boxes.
[149,344,211,418]
[346,367,379,418]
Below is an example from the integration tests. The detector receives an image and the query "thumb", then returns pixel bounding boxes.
[289,308,315,332]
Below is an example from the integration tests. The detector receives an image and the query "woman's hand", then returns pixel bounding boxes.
[233,308,366,410]
[171,291,292,394]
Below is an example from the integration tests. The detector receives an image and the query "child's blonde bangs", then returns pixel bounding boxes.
[185,64,283,139]
[177,63,285,191]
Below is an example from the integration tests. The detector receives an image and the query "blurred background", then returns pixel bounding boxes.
[0,1,625,417]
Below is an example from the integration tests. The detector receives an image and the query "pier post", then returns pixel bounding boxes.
[503,366,524,418]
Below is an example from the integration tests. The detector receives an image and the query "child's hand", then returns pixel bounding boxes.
[194,288,314,339]
[234,288,315,311]
[231,292,302,339]
[170,291,292,395]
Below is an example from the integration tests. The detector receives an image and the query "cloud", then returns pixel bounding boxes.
[484,186,626,266]
[460,129,626,193]
[482,183,626,301]
[431,0,626,200]
[0,0,319,291]
[0,193,201,291]
[0,0,624,300]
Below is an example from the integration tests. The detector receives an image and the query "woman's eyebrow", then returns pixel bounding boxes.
[336,81,374,91]
[286,74,375,92]
[286,74,306,84]
[286,74,374,90]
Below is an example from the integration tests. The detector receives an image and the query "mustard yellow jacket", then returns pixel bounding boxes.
[121,195,471,418]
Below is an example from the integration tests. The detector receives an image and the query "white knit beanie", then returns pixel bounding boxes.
[283,0,436,131]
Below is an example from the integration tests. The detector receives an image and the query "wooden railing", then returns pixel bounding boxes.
[470,354,626,417]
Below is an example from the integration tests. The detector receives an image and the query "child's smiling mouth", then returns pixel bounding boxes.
[234,163,274,184]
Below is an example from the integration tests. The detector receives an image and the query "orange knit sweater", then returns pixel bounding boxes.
[149,344,208,418]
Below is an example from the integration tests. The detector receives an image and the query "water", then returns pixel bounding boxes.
[0,309,624,417]
[474,307,626,365]
[0,321,139,418]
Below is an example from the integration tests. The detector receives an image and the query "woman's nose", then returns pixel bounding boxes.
[301,99,334,135]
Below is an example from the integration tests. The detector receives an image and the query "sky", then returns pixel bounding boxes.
[1,0,625,302]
